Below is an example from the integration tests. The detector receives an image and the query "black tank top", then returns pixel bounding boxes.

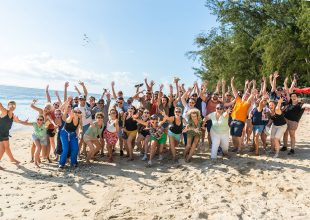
[271,113,286,126]
[0,114,14,137]
[64,119,79,132]
[169,116,183,134]
[125,117,138,131]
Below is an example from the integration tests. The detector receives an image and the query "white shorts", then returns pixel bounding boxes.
[271,124,287,140]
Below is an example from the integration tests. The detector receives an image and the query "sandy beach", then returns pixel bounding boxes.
[0,114,309,220]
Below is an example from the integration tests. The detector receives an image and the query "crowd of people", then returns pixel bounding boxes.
[0,72,309,170]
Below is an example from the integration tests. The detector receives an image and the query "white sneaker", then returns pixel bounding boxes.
[142,154,148,161]
[147,160,152,167]
[157,154,163,161]
[273,153,279,158]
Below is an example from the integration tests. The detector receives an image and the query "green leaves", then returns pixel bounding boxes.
[190,0,310,89]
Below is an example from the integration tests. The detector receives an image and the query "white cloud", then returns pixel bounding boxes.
[0,53,137,95]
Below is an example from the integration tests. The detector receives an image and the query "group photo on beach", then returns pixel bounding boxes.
[0,0,309,219]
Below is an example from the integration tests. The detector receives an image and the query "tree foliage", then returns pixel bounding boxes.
[189,0,310,89]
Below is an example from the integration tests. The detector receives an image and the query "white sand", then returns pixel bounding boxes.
[1,114,310,220]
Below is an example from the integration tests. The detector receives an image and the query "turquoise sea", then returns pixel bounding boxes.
[0,85,104,130]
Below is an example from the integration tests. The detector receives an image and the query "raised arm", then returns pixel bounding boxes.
[199,84,208,102]
[215,80,221,94]
[174,78,180,99]
[271,71,279,92]
[15,117,32,126]
[275,97,283,115]
[79,81,88,98]
[74,85,81,96]
[181,87,192,107]
[283,76,289,92]
[221,79,226,103]
[0,102,7,116]
[30,99,43,114]
[100,89,106,100]
[168,84,173,107]
[246,89,257,104]
[158,84,164,105]
[230,77,238,98]
[45,85,51,103]
[111,81,117,99]
[64,81,69,102]
[55,91,62,105]
[289,76,297,94]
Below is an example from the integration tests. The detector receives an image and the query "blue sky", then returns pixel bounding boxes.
[0,0,217,95]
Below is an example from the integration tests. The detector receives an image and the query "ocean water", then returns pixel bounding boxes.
[0,85,105,130]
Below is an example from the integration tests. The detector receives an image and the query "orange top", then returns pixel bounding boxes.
[231,96,250,123]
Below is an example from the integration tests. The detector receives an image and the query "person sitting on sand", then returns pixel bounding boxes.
[183,108,202,163]
[0,100,20,169]
[16,115,49,168]
[84,112,105,164]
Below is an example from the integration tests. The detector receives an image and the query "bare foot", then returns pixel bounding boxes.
[35,162,40,168]
[108,157,114,163]
[11,159,20,164]
[0,166,4,170]
[30,158,34,163]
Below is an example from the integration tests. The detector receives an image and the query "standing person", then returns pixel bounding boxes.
[200,81,222,148]
[0,101,20,169]
[230,77,255,153]
[183,109,202,163]
[133,114,167,167]
[135,109,151,161]
[30,100,57,162]
[268,98,287,158]
[251,99,268,156]
[203,103,230,160]
[104,109,120,162]
[78,94,92,156]
[282,93,310,154]
[16,115,48,168]
[54,108,68,160]
[115,97,126,156]
[122,106,138,161]
[164,107,183,162]
[84,112,105,163]
[59,107,82,169]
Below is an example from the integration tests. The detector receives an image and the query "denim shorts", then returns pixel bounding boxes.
[230,120,245,137]
[253,125,265,134]
[168,130,182,142]
[32,134,48,146]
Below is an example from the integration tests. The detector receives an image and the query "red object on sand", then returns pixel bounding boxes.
[293,88,310,94]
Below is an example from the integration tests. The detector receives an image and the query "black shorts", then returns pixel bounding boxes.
[0,136,9,142]
[47,128,56,137]
[230,120,245,137]
[206,120,212,133]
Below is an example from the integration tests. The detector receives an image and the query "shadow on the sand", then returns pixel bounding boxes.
[3,141,309,197]
[187,141,310,175]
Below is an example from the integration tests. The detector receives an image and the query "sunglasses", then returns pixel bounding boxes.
[37,118,44,121]
[55,113,62,116]
[189,102,195,104]
[79,99,86,101]
[96,116,103,119]
[175,111,181,113]
[74,111,82,114]
[144,112,150,114]
[216,107,223,110]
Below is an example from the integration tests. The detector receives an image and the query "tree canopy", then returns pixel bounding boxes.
[188,0,310,89]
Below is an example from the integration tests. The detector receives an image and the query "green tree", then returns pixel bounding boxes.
[189,0,310,89]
